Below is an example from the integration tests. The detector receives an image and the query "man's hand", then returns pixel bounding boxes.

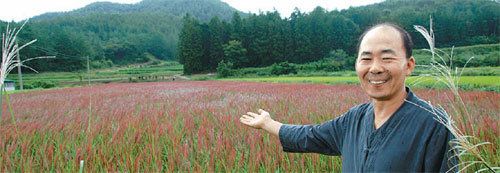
[240,109,271,129]
[240,109,282,137]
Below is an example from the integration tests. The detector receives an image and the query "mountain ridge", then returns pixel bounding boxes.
[31,0,242,22]
[0,0,245,71]
[1,0,497,72]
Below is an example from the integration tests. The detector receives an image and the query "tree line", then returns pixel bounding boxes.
[0,0,241,72]
[1,13,182,72]
[178,0,499,74]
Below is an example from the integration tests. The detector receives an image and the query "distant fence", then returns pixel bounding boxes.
[129,75,183,82]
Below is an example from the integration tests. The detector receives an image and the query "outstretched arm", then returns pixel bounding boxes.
[239,109,282,137]
[241,109,346,156]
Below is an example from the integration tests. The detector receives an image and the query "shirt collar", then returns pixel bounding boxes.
[404,86,419,103]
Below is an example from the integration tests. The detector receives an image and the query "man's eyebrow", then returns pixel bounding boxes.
[381,49,396,54]
[360,51,372,56]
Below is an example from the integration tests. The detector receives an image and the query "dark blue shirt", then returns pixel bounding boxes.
[279,87,457,172]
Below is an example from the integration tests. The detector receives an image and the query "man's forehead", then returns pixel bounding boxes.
[359,26,404,51]
[363,26,402,43]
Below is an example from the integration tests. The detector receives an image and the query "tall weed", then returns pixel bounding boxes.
[411,17,499,172]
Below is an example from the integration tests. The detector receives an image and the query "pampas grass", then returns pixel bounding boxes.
[410,17,499,172]
[1,20,54,125]
[1,20,54,87]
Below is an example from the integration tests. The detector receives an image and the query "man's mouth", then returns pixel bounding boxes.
[369,80,387,84]
[365,73,391,85]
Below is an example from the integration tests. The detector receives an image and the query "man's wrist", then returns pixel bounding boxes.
[262,119,275,130]
[262,119,282,137]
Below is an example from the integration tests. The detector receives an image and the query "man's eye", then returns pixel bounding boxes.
[361,58,372,61]
[383,57,393,60]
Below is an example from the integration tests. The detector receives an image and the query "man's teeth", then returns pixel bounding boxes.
[370,80,386,84]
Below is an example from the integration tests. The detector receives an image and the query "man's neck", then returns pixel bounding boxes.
[372,88,408,130]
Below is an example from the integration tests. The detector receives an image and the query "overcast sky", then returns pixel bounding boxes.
[1,0,383,22]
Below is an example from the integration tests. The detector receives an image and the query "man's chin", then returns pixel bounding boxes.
[361,86,387,99]
[366,92,391,101]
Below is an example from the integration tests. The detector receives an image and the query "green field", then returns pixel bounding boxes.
[219,76,500,91]
[219,76,359,84]
[6,64,184,90]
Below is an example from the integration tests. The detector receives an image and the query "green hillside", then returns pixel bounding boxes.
[32,0,241,22]
[1,0,498,73]
[1,0,244,72]
[178,0,499,74]
[413,44,500,68]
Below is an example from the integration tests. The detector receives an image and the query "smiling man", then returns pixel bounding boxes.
[240,23,457,172]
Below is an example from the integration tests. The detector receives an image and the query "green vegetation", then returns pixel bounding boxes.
[0,0,243,72]
[219,76,500,91]
[6,61,183,90]
[216,60,234,78]
[270,62,297,76]
[213,43,500,78]
[0,0,497,73]
[7,42,497,92]
[179,0,499,74]
[413,44,500,68]
[215,52,500,91]
[220,76,359,84]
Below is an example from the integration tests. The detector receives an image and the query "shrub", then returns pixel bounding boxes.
[216,60,234,78]
[90,59,114,69]
[28,80,56,89]
[190,76,214,81]
[270,62,297,75]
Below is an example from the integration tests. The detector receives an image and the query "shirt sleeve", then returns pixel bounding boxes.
[278,112,349,156]
[424,122,459,172]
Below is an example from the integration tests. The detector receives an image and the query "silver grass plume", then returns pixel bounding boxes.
[412,17,499,172]
[1,20,54,122]
[1,20,55,90]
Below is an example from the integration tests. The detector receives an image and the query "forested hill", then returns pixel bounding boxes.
[0,0,244,71]
[1,0,499,72]
[32,0,239,22]
[178,0,499,74]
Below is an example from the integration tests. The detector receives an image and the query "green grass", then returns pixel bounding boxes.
[413,43,500,67]
[412,66,500,76]
[220,76,359,84]
[219,75,500,91]
[407,76,500,86]
[6,63,184,89]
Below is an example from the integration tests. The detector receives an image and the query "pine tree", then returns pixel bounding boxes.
[178,15,204,74]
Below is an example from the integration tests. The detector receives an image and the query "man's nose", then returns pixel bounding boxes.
[369,59,385,74]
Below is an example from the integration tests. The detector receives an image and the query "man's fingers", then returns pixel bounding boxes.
[258,109,268,115]
[247,112,259,118]
[241,115,253,120]
[239,118,253,126]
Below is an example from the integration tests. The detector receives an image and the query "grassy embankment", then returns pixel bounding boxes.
[219,67,500,91]
[6,62,183,93]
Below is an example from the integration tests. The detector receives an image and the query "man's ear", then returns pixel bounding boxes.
[406,56,415,76]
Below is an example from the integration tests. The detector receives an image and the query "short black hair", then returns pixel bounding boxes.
[357,23,413,59]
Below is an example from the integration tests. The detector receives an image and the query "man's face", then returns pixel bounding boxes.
[355,26,415,101]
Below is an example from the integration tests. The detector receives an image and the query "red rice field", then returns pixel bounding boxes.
[0,81,498,171]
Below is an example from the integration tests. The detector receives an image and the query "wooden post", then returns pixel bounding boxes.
[87,56,90,86]
[16,40,23,90]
